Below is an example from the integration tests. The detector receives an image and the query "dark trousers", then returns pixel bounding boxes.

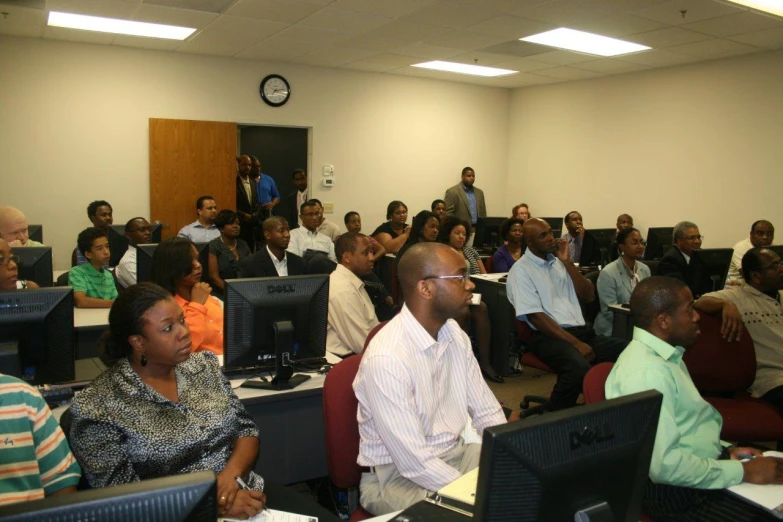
[645,481,777,522]
[761,385,783,412]
[526,325,627,411]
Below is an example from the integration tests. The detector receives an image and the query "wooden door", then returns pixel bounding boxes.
[149,118,237,239]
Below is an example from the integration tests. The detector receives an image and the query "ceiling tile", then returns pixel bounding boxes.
[681,11,783,38]
[133,4,218,29]
[447,0,553,14]
[297,7,392,35]
[290,45,378,66]
[479,39,551,58]
[0,22,44,37]
[0,4,45,37]
[426,30,508,50]
[294,0,338,5]
[111,33,182,50]
[481,71,561,87]
[449,50,519,65]
[43,25,116,43]
[176,15,288,56]
[339,60,402,72]
[489,56,554,71]
[513,0,620,26]
[396,41,464,59]
[235,37,323,60]
[572,13,668,38]
[570,58,652,73]
[269,24,351,44]
[225,0,322,24]
[334,33,410,53]
[629,26,713,47]
[528,49,600,65]
[630,0,744,26]
[730,26,783,49]
[46,0,137,18]
[370,20,453,41]
[466,15,553,39]
[362,53,423,66]
[141,0,234,13]
[614,48,700,66]
[329,0,436,19]
[530,65,603,80]
[667,37,760,58]
[399,2,500,29]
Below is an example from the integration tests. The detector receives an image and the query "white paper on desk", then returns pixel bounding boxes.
[436,467,479,506]
[471,273,507,282]
[219,508,317,522]
[728,451,783,516]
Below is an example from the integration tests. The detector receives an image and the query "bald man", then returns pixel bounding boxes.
[507,218,627,412]
[0,206,43,247]
[236,217,304,278]
[236,154,258,247]
[354,242,508,515]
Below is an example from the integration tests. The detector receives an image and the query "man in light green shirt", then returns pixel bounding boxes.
[606,276,783,521]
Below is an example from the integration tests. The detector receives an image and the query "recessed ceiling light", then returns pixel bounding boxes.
[411,61,518,77]
[47,11,196,40]
[724,0,783,17]
[521,28,650,57]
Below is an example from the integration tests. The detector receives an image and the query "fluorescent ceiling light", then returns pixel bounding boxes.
[521,28,650,57]
[724,0,783,17]
[48,11,196,40]
[411,61,517,77]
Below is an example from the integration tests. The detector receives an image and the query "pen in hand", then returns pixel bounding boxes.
[236,476,268,512]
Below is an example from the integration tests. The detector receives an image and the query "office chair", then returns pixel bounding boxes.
[515,320,556,418]
[484,255,495,274]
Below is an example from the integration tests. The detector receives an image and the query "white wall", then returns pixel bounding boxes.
[0,35,510,269]
[507,49,783,247]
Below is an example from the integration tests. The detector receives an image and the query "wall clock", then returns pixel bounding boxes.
[259,74,291,107]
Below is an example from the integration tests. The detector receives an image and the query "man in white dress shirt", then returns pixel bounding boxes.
[287,201,337,262]
[114,217,152,288]
[354,242,508,515]
[726,220,774,285]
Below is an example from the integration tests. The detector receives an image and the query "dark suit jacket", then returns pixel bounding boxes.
[236,175,258,246]
[444,183,486,225]
[285,191,300,230]
[658,247,708,297]
[236,247,305,278]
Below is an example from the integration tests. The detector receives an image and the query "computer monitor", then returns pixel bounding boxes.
[474,390,662,522]
[108,224,163,267]
[0,288,75,384]
[28,224,43,244]
[0,470,217,522]
[584,228,617,267]
[644,227,674,261]
[478,217,507,249]
[15,246,53,287]
[224,275,329,390]
[692,248,734,295]
[136,243,210,285]
[540,217,563,237]
[766,245,783,259]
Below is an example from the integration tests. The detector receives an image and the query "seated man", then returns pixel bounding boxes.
[0,238,39,290]
[0,372,81,506]
[658,220,707,297]
[726,220,775,285]
[237,217,305,278]
[609,213,634,261]
[507,218,626,411]
[69,227,117,308]
[606,276,783,522]
[0,206,44,247]
[355,243,508,515]
[177,196,219,243]
[695,247,783,411]
[326,233,379,357]
[561,210,598,265]
[287,201,337,262]
[115,217,152,288]
[75,200,113,266]
[311,199,341,241]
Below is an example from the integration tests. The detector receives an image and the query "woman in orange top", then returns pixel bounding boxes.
[151,237,223,355]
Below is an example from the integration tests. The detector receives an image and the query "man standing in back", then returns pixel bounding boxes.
[286,169,308,230]
[444,167,486,246]
[236,155,258,247]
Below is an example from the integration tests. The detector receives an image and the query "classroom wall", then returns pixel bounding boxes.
[506,48,783,248]
[0,35,510,269]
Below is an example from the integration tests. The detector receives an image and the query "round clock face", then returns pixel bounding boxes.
[260,74,290,107]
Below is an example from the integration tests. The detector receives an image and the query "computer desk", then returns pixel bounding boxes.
[470,273,514,377]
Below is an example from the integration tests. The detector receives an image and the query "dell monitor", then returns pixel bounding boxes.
[15,246,53,287]
[584,228,617,267]
[224,275,329,390]
[644,227,674,261]
[28,224,43,244]
[766,245,783,259]
[474,390,662,522]
[136,243,210,285]
[108,224,163,267]
[540,217,564,237]
[0,287,75,384]
[0,470,217,522]
[692,248,734,295]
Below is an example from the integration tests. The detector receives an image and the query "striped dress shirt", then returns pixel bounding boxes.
[353,305,506,492]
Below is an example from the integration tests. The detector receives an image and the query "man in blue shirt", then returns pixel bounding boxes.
[251,156,281,218]
[506,218,626,411]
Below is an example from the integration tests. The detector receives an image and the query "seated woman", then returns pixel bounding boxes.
[438,217,503,383]
[371,200,410,254]
[492,218,525,273]
[511,203,530,221]
[396,210,440,263]
[431,199,447,221]
[208,210,251,295]
[69,283,265,520]
[594,227,651,336]
[0,238,39,290]
[151,237,223,355]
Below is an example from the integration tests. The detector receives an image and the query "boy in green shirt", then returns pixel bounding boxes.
[69,227,117,308]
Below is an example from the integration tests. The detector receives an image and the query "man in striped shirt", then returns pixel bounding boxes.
[354,242,508,515]
[0,374,82,506]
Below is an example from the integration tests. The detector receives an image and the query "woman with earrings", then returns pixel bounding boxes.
[68,282,266,519]
[594,227,652,336]
[208,210,251,296]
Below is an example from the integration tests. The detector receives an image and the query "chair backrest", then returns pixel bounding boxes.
[515,319,534,343]
[581,270,601,325]
[484,255,495,274]
[71,248,78,268]
[682,312,756,394]
[56,271,70,287]
[582,362,615,404]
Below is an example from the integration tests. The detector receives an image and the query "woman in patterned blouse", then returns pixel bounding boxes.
[68,283,265,520]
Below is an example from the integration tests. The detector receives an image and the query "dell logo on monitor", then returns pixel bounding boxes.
[569,425,614,450]
[268,283,295,294]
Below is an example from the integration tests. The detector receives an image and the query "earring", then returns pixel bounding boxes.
[141,354,147,367]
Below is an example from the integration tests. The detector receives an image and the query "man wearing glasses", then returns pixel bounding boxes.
[286,201,336,262]
[354,242,508,515]
[506,218,627,412]
[115,217,152,288]
[658,221,708,297]
[0,238,40,290]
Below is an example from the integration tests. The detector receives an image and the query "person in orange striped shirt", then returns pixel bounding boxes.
[0,374,81,505]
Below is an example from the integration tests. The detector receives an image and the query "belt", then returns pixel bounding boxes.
[359,466,375,474]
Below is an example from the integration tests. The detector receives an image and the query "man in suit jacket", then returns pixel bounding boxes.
[658,220,708,297]
[237,216,304,278]
[444,167,487,241]
[285,168,308,230]
[236,155,258,248]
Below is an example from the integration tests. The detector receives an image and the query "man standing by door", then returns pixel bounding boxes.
[236,155,258,248]
[286,168,308,229]
[252,156,281,220]
[444,167,486,246]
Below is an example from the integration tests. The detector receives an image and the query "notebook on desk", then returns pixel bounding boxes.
[728,451,783,518]
[423,467,478,517]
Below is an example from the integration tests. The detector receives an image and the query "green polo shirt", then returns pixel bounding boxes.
[68,262,117,301]
[605,327,743,489]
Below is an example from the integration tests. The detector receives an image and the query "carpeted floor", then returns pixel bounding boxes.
[485,365,558,412]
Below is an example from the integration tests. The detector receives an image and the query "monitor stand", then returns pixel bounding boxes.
[241,321,311,391]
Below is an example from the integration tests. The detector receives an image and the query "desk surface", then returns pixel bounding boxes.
[74,307,110,328]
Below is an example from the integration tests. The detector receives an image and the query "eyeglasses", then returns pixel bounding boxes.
[686,235,704,242]
[424,273,471,285]
[0,255,20,267]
